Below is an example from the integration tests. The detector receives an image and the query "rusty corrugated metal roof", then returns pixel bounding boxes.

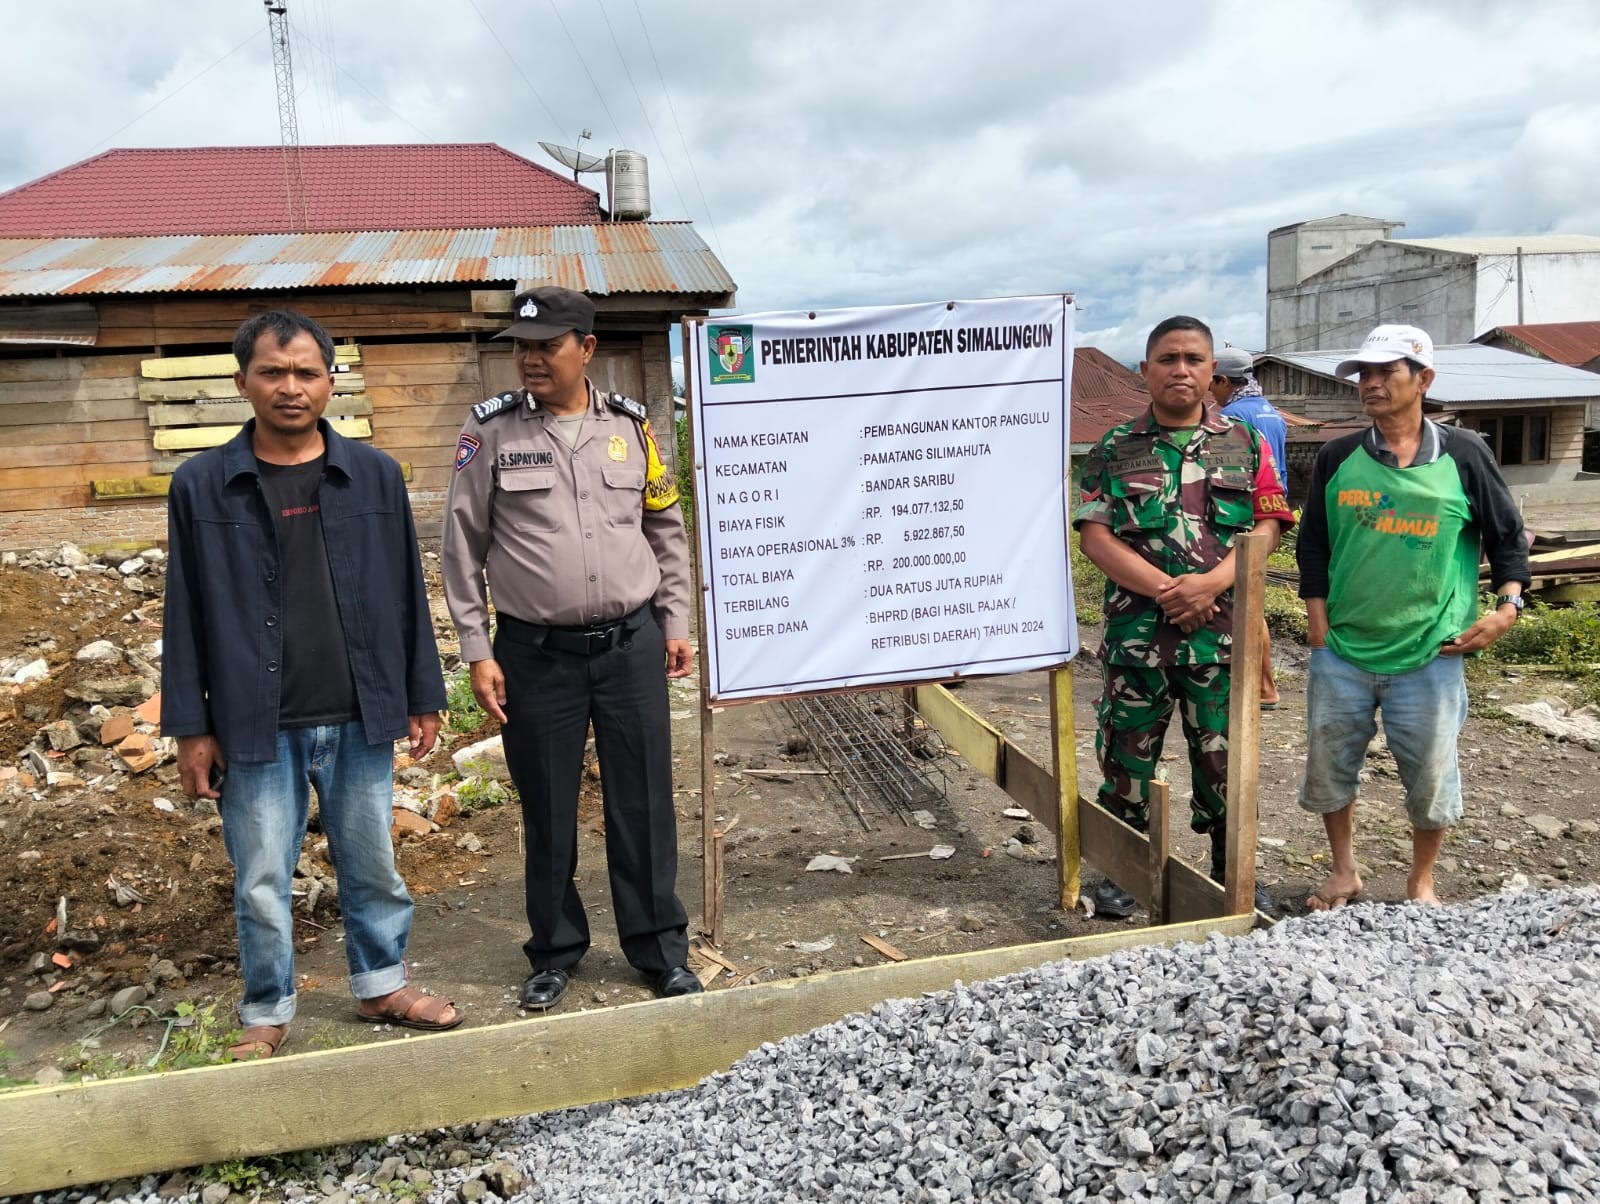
[0,223,736,300]
[1070,347,1149,444]
[1476,322,1600,370]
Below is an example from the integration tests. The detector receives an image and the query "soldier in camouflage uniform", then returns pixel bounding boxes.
[1073,316,1293,917]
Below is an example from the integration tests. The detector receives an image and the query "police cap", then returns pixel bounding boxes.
[495,286,596,342]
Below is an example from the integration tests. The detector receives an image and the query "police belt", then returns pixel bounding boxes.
[500,604,651,656]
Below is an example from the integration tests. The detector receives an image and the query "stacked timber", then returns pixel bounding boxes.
[92,347,368,499]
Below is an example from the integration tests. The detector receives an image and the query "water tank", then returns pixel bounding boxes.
[607,150,651,221]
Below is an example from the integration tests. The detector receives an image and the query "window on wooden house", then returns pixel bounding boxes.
[1469,412,1550,466]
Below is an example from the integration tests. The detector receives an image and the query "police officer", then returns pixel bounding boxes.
[1073,316,1293,919]
[441,286,700,1010]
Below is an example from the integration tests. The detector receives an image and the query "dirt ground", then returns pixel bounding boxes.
[2,550,1598,1084]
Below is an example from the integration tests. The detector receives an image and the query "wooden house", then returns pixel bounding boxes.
[0,144,735,550]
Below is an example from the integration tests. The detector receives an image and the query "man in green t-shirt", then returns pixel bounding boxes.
[1297,324,1529,909]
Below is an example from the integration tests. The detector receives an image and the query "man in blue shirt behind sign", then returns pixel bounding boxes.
[1211,345,1288,708]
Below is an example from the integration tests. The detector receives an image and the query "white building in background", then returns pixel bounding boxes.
[1266,214,1600,355]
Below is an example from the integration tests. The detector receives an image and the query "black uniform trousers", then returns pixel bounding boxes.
[494,608,689,976]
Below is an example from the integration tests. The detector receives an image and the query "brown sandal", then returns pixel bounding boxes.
[229,1023,289,1060]
[357,985,464,1031]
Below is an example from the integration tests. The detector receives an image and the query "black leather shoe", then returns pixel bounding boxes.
[653,966,704,998]
[1091,879,1138,918]
[1253,885,1281,919]
[519,968,569,1010]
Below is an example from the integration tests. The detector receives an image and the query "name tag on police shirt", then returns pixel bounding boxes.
[499,450,555,469]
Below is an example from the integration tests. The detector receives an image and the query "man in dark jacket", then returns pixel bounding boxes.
[1297,324,1529,909]
[163,310,460,1058]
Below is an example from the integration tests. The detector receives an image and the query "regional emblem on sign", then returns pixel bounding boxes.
[708,324,755,385]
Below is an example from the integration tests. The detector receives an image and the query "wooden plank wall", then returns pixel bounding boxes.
[0,289,684,547]
[365,341,485,496]
[0,353,150,516]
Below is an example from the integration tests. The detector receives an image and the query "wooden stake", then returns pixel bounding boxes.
[683,315,723,947]
[1223,527,1267,917]
[1147,779,1170,925]
[1049,666,1081,909]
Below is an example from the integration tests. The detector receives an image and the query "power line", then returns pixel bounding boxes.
[632,0,723,258]
[595,0,690,218]
[547,0,626,148]
[319,0,348,141]
[296,0,346,142]
[468,0,568,143]
[293,35,438,142]
[80,27,265,158]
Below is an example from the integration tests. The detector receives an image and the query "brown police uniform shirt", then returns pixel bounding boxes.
[441,379,691,663]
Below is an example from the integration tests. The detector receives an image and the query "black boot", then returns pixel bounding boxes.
[1210,829,1279,918]
[1090,879,1138,918]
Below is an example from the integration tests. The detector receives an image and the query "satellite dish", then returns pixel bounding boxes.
[540,141,606,174]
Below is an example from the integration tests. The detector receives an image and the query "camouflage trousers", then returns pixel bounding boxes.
[1094,660,1231,834]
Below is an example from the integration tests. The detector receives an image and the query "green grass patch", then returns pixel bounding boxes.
[1486,597,1600,707]
[1264,585,1308,643]
[443,664,488,735]
[1070,530,1105,626]
[453,768,513,810]
[676,413,695,541]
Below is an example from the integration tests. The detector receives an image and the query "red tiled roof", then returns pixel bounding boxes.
[1071,346,1149,442]
[0,144,603,237]
[1476,322,1600,371]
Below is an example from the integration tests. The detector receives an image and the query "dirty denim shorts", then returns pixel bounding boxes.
[1297,646,1468,830]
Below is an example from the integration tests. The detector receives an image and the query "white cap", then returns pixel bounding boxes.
[1335,324,1435,379]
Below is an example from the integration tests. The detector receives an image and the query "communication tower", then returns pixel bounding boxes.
[264,0,308,229]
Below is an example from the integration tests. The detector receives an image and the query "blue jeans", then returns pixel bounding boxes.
[220,721,411,1026]
[1298,648,1468,830]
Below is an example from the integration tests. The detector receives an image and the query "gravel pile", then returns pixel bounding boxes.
[38,888,1600,1204]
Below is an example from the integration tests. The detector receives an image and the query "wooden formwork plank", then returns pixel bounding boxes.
[1167,859,1229,924]
[0,915,1254,1197]
[1079,799,1154,909]
[1005,745,1058,835]
[911,683,1004,781]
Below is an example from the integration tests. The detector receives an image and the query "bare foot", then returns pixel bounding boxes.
[1306,870,1363,911]
[1406,872,1441,906]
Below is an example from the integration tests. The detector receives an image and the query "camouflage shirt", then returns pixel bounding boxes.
[1073,404,1294,667]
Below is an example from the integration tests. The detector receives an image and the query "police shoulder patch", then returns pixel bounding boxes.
[605,392,648,423]
[470,391,522,423]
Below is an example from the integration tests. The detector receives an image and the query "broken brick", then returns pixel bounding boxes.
[99,714,135,746]
[121,751,161,774]
[133,692,162,726]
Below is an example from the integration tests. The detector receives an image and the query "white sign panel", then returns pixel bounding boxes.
[690,295,1077,702]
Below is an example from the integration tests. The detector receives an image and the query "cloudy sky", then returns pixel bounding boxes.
[2,0,1596,361]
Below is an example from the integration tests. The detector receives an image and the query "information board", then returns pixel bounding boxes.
[690,295,1077,702]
